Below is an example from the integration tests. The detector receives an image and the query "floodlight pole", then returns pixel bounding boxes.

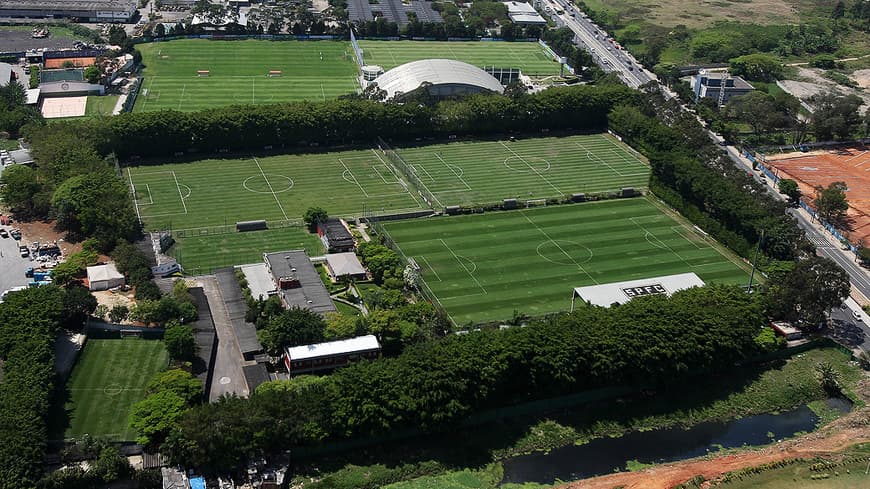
[747,229,764,293]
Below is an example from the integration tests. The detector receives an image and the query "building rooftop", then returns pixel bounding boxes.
[215,267,263,356]
[321,218,354,249]
[696,72,754,90]
[243,363,270,392]
[373,59,505,100]
[188,287,217,398]
[325,252,366,277]
[504,1,546,24]
[285,335,380,361]
[86,263,123,282]
[573,272,705,308]
[0,0,138,10]
[264,251,336,315]
[0,63,12,88]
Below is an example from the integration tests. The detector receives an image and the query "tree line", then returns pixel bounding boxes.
[162,285,765,472]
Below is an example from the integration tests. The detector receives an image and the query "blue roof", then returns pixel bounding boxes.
[190,477,206,489]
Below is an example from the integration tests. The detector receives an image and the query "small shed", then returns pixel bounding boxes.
[318,218,355,252]
[151,261,182,278]
[324,252,367,280]
[86,264,125,291]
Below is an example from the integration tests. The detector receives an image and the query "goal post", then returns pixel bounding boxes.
[196,70,210,77]
[526,198,547,208]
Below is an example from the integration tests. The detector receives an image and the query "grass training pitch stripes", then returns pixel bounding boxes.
[383,198,751,324]
[65,339,169,442]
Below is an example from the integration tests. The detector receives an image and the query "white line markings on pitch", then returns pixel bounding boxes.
[520,210,598,284]
[418,255,442,282]
[433,153,473,190]
[171,170,189,214]
[439,238,487,294]
[127,168,143,224]
[370,149,428,209]
[177,84,186,111]
[575,141,628,178]
[339,158,370,197]
[499,141,563,195]
[252,157,288,220]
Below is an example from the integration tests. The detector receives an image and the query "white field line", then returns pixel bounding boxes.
[574,141,625,177]
[600,135,648,167]
[177,83,186,111]
[439,238,487,294]
[418,255,442,282]
[127,168,142,224]
[499,141,563,195]
[629,217,703,269]
[520,210,598,284]
[170,170,189,214]
[434,153,473,190]
[252,157,288,220]
[370,149,426,209]
[339,158,370,197]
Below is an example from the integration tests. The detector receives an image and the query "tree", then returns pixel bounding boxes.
[62,286,97,328]
[766,256,850,328]
[164,321,196,361]
[108,304,129,323]
[50,248,99,286]
[729,54,783,82]
[303,207,328,232]
[130,390,188,448]
[815,361,842,394]
[257,307,325,355]
[778,178,801,203]
[324,312,363,339]
[146,369,202,403]
[814,181,849,227]
[810,93,863,141]
[83,65,101,84]
[831,0,846,18]
[0,165,42,217]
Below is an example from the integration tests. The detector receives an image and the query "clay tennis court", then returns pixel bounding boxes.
[40,96,87,118]
[766,145,870,243]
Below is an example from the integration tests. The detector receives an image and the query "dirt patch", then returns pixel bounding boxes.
[13,219,82,257]
[851,69,870,89]
[585,0,797,28]
[92,289,136,322]
[765,146,870,244]
[777,67,870,114]
[558,377,870,489]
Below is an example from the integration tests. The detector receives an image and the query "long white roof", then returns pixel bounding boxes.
[373,59,504,100]
[285,335,380,361]
[573,273,705,307]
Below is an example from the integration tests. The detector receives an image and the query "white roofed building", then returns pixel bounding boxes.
[571,273,705,309]
[87,264,125,291]
[372,59,504,101]
[503,1,546,24]
[324,252,367,281]
[283,335,381,375]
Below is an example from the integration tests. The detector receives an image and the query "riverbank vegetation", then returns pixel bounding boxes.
[286,346,861,488]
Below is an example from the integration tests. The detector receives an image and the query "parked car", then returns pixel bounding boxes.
[19,246,29,258]
[0,229,8,238]
[10,229,21,240]
[853,310,863,322]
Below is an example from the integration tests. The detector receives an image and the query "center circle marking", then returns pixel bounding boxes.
[536,240,593,265]
[243,174,294,194]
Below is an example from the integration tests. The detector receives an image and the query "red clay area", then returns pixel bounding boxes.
[767,146,870,244]
[44,57,96,69]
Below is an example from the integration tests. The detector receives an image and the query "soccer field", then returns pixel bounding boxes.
[358,40,562,75]
[382,198,751,324]
[393,134,649,207]
[127,148,425,231]
[135,39,358,112]
[65,339,169,442]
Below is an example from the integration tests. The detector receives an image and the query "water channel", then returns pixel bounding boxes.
[501,398,852,485]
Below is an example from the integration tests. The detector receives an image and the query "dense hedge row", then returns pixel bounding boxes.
[165,285,764,471]
[23,84,637,160]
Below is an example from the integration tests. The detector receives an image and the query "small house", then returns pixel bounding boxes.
[87,264,125,291]
[324,252,367,281]
[317,218,355,253]
[770,321,803,341]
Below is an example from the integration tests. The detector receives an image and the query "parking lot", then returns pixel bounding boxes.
[0,225,34,296]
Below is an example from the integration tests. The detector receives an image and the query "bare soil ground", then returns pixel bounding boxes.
[778,67,870,114]
[558,377,870,489]
[582,0,798,28]
[852,69,870,89]
[14,219,82,257]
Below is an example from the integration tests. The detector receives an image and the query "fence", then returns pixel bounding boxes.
[743,149,858,252]
[169,217,304,239]
[538,39,574,75]
[365,212,452,326]
[376,137,437,210]
[349,29,365,67]
[121,76,142,113]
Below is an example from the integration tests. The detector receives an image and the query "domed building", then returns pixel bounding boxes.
[371,59,504,101]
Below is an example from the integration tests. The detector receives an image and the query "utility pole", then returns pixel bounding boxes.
[747,229,764,293]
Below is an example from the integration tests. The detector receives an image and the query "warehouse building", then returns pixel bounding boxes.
[0,0,138,22]
[503,1,546,25]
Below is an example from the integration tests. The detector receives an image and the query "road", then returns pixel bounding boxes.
[540,0,652,88]
[0,225,33,297]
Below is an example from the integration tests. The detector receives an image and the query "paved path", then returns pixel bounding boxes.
[197,275,249,401]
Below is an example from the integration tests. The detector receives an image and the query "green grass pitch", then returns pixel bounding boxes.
[134,39,358,112]
[127,148,426,232]
[358,40,562,75]
[382,198,751,324]
[170,227,325,275]
[394,134,649,207]
[65,339,169,442]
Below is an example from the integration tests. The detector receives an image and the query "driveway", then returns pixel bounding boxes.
[196,275,250,401]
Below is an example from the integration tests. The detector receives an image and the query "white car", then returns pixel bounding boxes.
[853,310,863,322]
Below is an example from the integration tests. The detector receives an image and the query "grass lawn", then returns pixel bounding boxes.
[85,95,119,116]
[169,226,324,275]
[357,40,561,76]
[710,443,870,488]
[579,0,798,29]
[382,197,750,324]
[65,338,168,442]
[0,139,20,151]
[134,39,358,112]
[127,147,425,232]
[393,134,649,207]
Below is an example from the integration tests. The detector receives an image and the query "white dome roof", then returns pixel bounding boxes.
[372,59,504,100]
